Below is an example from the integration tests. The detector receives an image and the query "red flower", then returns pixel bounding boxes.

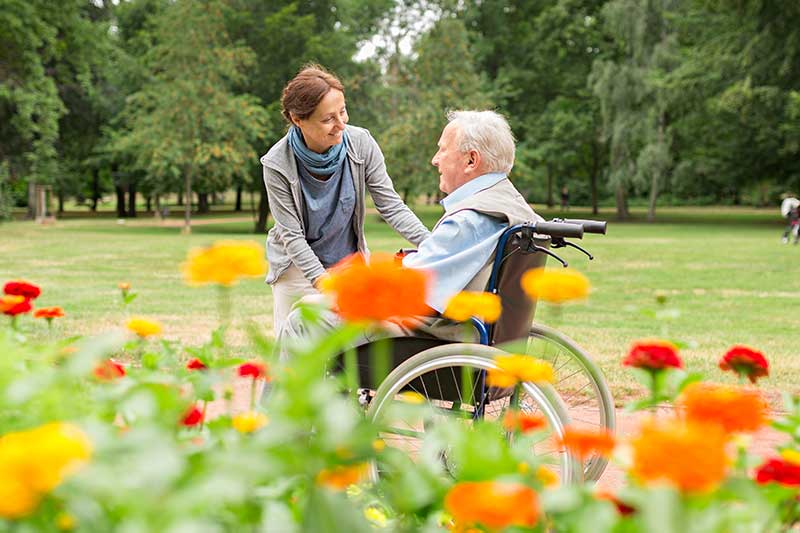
[0,295,32,316]
[3,280,41,300]
[623,340,682,371]
[719,345,768,384]
[755,457,800,487]
[238,361,269,381]
[33,306,65,320]
[93,359,126,381]
[186,358,208,371]
[181,405,204,427]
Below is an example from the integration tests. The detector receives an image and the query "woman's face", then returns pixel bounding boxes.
[291,89,348,153]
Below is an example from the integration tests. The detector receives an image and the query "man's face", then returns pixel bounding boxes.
[431,123,470,194]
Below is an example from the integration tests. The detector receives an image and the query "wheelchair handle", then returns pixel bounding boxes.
[534,221,584,239]
[560,218,607,235]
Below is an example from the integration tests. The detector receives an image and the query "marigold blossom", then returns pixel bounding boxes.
[56,512,76,531]
[754,455,800,487]
[0,295,31,316]
[3,280,41,300]
[486,354,555,388]
[536,465,559,488]
[183,241,266,286]
[0,423,91,519]
[558,427,616,462]
[126,317,162,338]
[181,405,204,427]
[319,253,432,323]
[93,359,126,381]
[232,411,268,433]
[520,267,590,304]
[118,282,131,292]
[186,358,208,371]
[678,382,768,435]
[33,307,65,320]
[444,481,539,530]
[719,345,769,384]
[316,463,369,490]
[503,411,547,433]
[630,418,728,492]
[238,361,269,381]
[443,291,502,323]
[623,340,682,371]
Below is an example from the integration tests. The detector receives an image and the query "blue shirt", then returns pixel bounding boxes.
[403,173,508,312]
[297,156,358,268]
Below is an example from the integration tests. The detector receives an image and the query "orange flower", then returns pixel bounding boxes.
[630,417,728,492]
[444,481,539,530]
[315,463,369,490]
[93,359,126,381]
[623,340,682,371]
[33,307,65,320]
[557,427,615,462]
[719,345,769,384]
[536,465,559,488]
[319,253,432,323]
[503,411,547,433]
[0,295,31,316]
[678,382,768,435]
[520,267,590,304]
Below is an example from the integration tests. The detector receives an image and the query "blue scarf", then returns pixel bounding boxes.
[288,125,348,175]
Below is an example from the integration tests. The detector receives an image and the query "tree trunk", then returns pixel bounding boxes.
[146,196,152,212]
[254,184,269,234]
[91,169,100,211]
[546,164,554,208]
[235,185,243,211]
[590,142,600,215]
[57,190,65,214]
[647,113,667,223]
[615,185,628,220]
[183,169,192,234]
[127,182,137,218]
[177,191,184,206]
[197,192,209,213]
[115,185,127,218]
[27,181,36,219]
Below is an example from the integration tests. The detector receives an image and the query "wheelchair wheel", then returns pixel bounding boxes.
[523,324,615,482]
[366,343,583,486]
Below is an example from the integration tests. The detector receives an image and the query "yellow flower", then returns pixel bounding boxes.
[536,465,559,488]
[56,512,76,530]
[520,267,590,304]
[443,291,502,323]
[486,354,555,388]
[232,411,268,433]
[398,391,425,404]
[126,317,162,338]
[0,423,91,519]
[364,506,388,527]
[372,439,386,452]
[183,241,266,286]
[780,449,800,466]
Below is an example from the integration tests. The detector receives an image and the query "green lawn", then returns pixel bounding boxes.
[1,205,797,400]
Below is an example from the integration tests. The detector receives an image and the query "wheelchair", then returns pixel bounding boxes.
[343,218,614,485]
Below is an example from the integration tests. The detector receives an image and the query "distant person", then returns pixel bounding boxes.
[780,193,800,244]
[560,185,570,212]
[260,64,430,335]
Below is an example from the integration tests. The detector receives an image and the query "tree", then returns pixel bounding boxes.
[112,0,267,233]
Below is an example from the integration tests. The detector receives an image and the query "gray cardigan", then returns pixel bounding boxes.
[261,125,431,284]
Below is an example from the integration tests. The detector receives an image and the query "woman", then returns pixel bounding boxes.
[261,65,430,334]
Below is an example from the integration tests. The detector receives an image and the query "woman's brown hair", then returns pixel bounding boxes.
[280,64,345,124]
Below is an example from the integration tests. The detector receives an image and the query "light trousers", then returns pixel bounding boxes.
[270,263,318,337]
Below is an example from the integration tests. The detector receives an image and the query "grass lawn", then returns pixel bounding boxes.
[1,205,798,402]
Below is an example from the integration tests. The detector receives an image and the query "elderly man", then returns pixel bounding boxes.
[278,110,540,344]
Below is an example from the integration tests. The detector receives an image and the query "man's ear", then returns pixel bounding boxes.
[467,150,481,169]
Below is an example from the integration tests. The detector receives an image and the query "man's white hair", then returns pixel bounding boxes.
[446,110,515,174]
